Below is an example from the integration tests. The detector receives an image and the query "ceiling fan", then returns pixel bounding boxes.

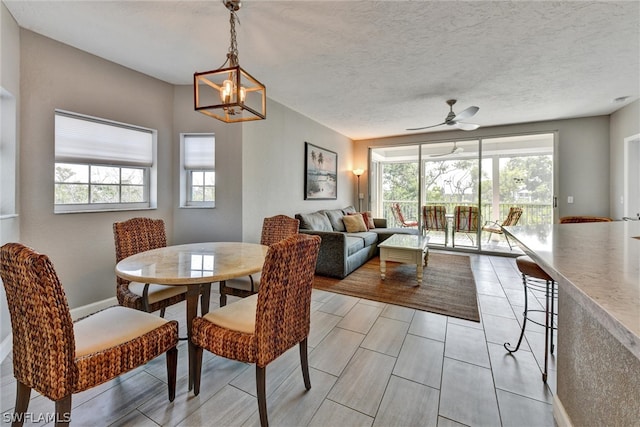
[407,99,480,131]
[429,141,464,157]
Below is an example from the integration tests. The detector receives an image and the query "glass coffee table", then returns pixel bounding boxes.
[378,234,430,285]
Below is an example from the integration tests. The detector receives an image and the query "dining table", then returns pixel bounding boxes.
[115,241,268,390]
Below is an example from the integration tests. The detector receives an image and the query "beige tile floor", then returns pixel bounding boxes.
[1,253,556,426]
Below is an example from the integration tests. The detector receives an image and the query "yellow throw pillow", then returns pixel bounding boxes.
[343,213,367,233]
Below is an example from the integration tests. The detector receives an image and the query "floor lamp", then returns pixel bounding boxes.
[352,169,364,211]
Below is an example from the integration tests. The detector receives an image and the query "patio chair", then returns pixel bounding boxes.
[219,214,299,306]
[191,234,321,427]
[0,243,179,426]
[452,205,479,247]
[113,217,188,317]
[391,203,418,228]
[422,205,448,244]
[482,206,523,250]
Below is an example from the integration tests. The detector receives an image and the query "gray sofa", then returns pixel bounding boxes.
[295,206,419,278]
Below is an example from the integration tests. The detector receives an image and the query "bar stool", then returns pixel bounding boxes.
[504,255,557,382]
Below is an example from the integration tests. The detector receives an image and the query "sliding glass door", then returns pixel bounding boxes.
[369,132,555,254]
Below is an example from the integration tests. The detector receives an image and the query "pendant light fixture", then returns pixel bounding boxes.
[194,0,266,123]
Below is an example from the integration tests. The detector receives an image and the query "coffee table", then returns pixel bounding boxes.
[378,234,430,284]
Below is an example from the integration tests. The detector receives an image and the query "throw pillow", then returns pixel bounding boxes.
[322,209,346,232]
[348,211,375,230]
[297,211,333,231]
[343,213,367,233]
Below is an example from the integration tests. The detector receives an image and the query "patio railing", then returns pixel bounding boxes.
[382,200,552,228]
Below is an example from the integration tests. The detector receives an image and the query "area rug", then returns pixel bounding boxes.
[313,253,480,322]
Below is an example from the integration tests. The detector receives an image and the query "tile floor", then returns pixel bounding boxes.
[1,252,557,426]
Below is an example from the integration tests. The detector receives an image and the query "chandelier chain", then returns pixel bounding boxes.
[227,10,239,66]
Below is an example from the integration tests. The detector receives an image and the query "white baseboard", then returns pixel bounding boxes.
[0,297,117,363]
[553,395,573,427]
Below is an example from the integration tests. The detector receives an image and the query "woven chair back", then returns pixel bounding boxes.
[502,207,523,227]
[454,206,479,232]
[260,215,300,246]
[423,205,447,231]
[0,243,77,400]
[254,234,321,367]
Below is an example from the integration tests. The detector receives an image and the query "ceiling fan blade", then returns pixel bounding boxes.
[406,122,445,131]
[453,106,479,122]
[455,122,479,131]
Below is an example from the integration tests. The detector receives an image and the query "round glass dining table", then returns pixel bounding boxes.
[115,242,268,390]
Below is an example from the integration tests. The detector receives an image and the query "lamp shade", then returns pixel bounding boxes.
[352,169,364,176]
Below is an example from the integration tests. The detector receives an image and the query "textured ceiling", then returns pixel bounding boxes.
[4,0,640,140]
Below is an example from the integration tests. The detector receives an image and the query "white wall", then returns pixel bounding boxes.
[354,116,611,219]
[609,99,640,219]
[242,99,355,242]
[0,1,21,346]
[18,30,175,309]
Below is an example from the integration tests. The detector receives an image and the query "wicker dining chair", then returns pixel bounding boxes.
[452,205,480,247]
[0,243,178,427]
[113,217,187,316]
[191,234,321,427]
[482,206,523,249]
[219,215,300,306]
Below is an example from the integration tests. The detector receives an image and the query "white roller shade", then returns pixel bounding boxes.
[55,111,153,166]
[184,134,215,170]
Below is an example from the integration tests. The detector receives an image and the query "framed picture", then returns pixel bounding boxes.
[304,142,337,200]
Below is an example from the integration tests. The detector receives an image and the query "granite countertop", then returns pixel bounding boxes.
[504,221,640,360]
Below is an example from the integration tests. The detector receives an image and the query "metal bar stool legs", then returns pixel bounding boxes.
[504,255,557,383]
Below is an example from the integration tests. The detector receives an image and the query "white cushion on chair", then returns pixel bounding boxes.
[129,281,188,304]
[224,273,261,292]
[202,293,258,334]
[74,306,169,357]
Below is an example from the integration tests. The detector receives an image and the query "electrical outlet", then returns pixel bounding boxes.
[567,196,574,204]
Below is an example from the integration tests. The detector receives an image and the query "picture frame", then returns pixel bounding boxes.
[304,142,337,200]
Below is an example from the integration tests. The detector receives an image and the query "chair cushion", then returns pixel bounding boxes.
[202,293,258,334]
[224,273,261,291]
[74,306,169,358]
[128,282,188,304]
[345,231,378,247]
[516,256,553,281]
[345,235,365,256]
[297,212,333,231]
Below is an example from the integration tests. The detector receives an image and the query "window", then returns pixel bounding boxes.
[181,134,215,207]
[54,110,156,213]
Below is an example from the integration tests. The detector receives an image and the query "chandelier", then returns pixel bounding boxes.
[194,0,266,123]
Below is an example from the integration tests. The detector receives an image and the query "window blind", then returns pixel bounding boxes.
[55,111,153,166]
[184,134,215,170]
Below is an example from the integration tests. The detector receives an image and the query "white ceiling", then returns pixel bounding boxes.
[4,0,639,140]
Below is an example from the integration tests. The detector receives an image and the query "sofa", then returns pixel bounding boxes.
[295,206,419,278]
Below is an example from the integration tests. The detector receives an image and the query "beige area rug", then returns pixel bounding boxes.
[313,253,480,322]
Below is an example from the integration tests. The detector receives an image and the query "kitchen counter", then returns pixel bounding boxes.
[504,221,640,426]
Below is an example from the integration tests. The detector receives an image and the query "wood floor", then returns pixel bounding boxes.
[1,253,556,426]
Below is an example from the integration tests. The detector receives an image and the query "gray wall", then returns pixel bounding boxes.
[242,98,355,242]
[609,99,640,219]
[0,28,355,353]
[0,2,20,345]
[354,116,612,219]
[171,85,244,245]
[18,30,175,309]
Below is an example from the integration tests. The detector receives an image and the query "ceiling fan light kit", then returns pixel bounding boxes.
[194,0,266,123]
[407,99,480,132]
